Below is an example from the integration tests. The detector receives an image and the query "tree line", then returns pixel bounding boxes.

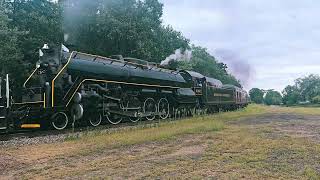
[249,74,320,106]
[282,74,320,105]
[0,0,241,96]
[249,88,282,105]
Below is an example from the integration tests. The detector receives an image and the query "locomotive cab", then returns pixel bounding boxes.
[185,71,206,96]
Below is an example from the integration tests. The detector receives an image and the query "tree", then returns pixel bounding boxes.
[1,0,244,92]
[0,2,24,93]
[6,0,63,65]
[264,90,282,105]
[249,88,264,104]
[294,74,320,101]
[311,95,320,104]
[2,0,63,96]
[0,2,20,73]
[282,85,300,105]
[61,0,241,87]
[61,0,189,62]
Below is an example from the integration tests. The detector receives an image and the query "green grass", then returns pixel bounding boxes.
[268,105,320,115]
[67,104,269,149]
[6,104,320,179]
[60,104,320,159]
[247,103,320,116]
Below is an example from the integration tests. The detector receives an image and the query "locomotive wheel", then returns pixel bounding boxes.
[51,112,69,130]
[106,113,123,125]
[181,107,187,118]
[158,98,170,120]
[193,107,200,116]
[175,107,184,119]
[123,99,141,123]
[186,107,193,117]
[89,113,102,127]
[194,106,205,116]
[129,116,140,123]
[143,98,157,121]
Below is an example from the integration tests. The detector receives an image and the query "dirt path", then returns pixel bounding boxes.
[1,112,320,179]
[233,113,320,143]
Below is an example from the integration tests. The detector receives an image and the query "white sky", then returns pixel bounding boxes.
[160,0,320,92]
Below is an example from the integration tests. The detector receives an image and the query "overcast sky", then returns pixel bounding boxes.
[159,0,320,92]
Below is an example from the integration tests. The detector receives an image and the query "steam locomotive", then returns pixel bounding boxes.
[0,44,249,132]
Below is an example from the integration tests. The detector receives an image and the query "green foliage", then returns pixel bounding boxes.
[264,90,282,105]
[0,3,21,73]
[6,0,63,64]
[1,0,243,92]
[62,0,241,86]
[295,74,320,101]
[282,85,300,105]
[62,0,189,62]
[249,88,264,104]
[311,95,320,104]
[282,74,320,105]
[2,0,63,96]
[0,2,24,93]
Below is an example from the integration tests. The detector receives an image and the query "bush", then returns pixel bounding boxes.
[311,96,320,104]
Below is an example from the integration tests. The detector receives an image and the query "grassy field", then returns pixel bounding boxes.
[1,104,320,179]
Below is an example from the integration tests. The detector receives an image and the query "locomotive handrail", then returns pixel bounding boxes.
[23,66,39,88]
[76,51,150,69]
[6,74,9,108]
[75,51,177,73]
[0,77,2,98]
[51,51,76,107]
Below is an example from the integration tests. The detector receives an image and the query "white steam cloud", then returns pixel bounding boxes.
[160,49,192,66]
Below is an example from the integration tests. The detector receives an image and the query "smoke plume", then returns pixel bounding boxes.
[62,0,96,45]
[214,49,255,88]
[160,49,192,66]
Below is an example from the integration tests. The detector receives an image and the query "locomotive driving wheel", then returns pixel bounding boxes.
[51,112,69,130]
[175,107,184,119]
[158,98,170,120]
[143,98,157,121]
[105,96,124,125]
[88,113,102,127]
[194,105,205,116]
[106,113,123,125]
[123,98,141,123]
[129,116,140,123]
[186,107,193,117]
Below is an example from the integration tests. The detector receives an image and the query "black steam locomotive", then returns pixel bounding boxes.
[0,44,249,132]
